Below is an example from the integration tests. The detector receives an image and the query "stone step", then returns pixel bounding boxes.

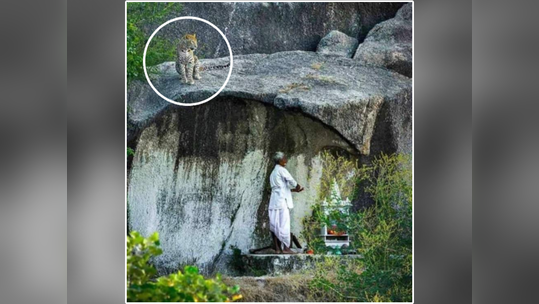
[241,253,362,276]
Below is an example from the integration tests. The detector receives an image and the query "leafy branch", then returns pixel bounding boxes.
[127,2,183,82]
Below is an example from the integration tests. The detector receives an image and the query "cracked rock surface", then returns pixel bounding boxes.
[128,50,411,155]
[354,3,412,77]
[127,49,412,275]
[316,30,359,58]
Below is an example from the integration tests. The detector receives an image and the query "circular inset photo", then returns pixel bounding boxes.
[143,17,233,106]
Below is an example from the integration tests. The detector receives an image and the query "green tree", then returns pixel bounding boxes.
[127,3,183,82]
[127,231,242,302]
[310,154,412,302]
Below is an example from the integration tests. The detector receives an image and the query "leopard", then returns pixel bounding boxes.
[175,33,230,85]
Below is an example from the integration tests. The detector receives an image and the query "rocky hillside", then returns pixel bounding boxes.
[127,3,412,275]
[129,50,411,155]
[354,3,412,77]
[149,2,405,58]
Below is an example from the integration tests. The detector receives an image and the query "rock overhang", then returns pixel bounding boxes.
[128,50,411,155]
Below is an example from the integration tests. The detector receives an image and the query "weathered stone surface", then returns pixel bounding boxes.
[129,51,412,155]
[146,2,405,58]
[316,30,359,58]
[353,3,412,77]
[127,50,412,275]
[128,98,357,275]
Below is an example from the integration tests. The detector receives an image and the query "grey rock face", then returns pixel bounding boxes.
[128,98,356,275]
[147,2,404,59]
[353,3,412,77]
[129,51,411,155]
[316,30,359,58]
[127,50,412,275]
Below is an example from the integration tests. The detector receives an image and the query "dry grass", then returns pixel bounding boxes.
[223,256,364,302]
[311,62,324,70]
[317,150,360,202]
[223,274,328,302]
[304,73,339,84]
[278,82,310,93]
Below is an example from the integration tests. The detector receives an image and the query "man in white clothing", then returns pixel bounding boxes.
[268,152,304,254]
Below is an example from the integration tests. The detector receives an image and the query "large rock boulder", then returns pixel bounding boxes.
[353,3,412,77]
[127,50,412,275]
[128,97,357,274]
[147,2,405,58]
[129,51,411,155]
[316,30,359,58]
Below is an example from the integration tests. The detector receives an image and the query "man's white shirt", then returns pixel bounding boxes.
[268,164,298,210]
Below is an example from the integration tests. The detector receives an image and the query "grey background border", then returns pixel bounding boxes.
[0,0,476,303]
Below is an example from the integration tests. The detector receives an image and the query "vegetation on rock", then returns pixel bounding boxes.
[301,151,359,254]
[127,2,183,82]
[127,231,242,302]
[309,153,412,301]
[127,147,135,157]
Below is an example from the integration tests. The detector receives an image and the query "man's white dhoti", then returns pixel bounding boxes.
[268,164,297,249]
[269,207,291,249]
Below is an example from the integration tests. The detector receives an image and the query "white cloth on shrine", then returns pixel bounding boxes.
[269,208,291,249]
[268,164,298,249]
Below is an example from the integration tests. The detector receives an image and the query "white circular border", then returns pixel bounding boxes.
[143,16,233,107]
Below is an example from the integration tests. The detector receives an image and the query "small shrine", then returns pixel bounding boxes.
[320,180,352,248]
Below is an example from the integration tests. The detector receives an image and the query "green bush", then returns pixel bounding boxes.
[127,231,242,302]
[127,3,183,82]
[127,147,135,157]
[310,153,412,302]
[301,151,359,254]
